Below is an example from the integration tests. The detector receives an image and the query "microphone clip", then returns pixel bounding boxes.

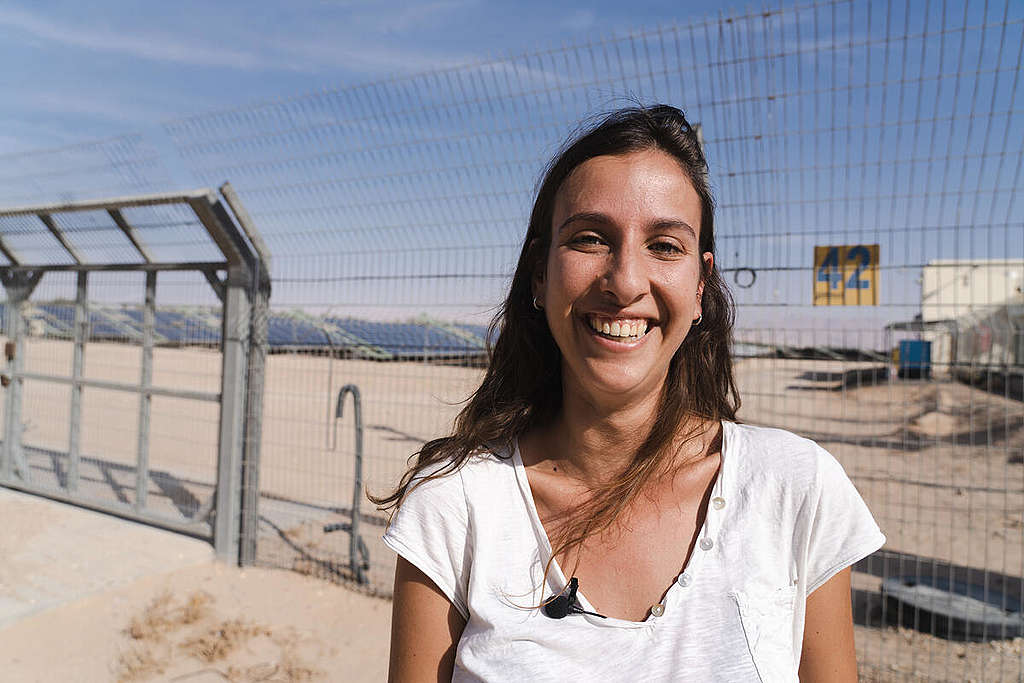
[542,577,607,619]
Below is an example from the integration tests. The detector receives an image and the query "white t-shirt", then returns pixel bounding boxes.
[382,421,885,682]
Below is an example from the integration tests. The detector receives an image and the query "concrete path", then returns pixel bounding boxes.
[0,487,214,630]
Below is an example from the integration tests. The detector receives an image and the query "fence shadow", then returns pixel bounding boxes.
[9,443,215,524]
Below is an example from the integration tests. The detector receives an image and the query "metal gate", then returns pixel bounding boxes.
[0,185,269,562]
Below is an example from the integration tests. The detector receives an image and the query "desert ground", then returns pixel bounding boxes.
[1,338,1021,681]
[0,487,391,682]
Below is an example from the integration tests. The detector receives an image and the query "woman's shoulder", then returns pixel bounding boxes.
[401,442,516,501]
[724,421,838,489]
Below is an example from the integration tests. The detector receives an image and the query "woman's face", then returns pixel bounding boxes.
[535,148,711,406]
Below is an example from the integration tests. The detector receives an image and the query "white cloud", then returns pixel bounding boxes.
[267,35,472,74]
[0,3,481,75]
[0,6,270,69]
[14,91,167,126]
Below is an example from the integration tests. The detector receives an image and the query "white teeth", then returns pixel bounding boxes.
[588,316,649,340]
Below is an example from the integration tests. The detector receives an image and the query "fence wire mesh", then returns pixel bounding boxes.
[0,272,224,531]
[1,0,1022,679]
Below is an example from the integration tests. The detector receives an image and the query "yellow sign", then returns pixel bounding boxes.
[813,244,879,305]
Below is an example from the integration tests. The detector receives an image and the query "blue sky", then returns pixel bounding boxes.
[1,0,1021,341]
[1,0,737,154]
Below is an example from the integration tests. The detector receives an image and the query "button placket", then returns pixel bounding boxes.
[699,493,725,552]
[671,438,727,609]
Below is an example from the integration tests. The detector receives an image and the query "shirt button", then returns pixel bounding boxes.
[650,603,665,617]
[677,573,692,587]
[699,538,714,551]
[711,496,726,510]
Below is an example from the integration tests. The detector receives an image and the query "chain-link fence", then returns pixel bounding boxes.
[2,0,1022,678]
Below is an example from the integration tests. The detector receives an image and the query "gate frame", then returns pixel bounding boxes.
[0,185,270,563]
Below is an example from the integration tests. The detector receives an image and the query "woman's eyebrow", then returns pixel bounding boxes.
[557,212,698,242]
[650,219,697,241]
[555,211,612,234]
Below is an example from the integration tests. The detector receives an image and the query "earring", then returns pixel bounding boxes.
[692,313,702,326]
[533,296,543,311]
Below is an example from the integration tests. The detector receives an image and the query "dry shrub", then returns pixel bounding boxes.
[114,642,167,682]
[116,588,324,682]
[126,591,176,641]
[181,591,213,624]
[126,590,213,641]
[180,619,272,663]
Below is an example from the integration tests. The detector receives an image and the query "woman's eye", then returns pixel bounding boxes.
[650,241,684,255]
[570,234,604,247]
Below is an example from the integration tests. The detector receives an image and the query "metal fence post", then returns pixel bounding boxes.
[135,270,156,512]
[1,270,42,483]
[214,266,251,562]
[239,275,269,565]
[220,182,272,567]
[67,271,87,492]
[1,293,22,482]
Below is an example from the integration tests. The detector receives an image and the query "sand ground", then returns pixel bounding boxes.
[0,489,391,683]
[0,562,391,683]
[1,339,1021,681]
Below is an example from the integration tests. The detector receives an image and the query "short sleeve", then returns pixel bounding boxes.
[803,446,886,593]
[382,463,471,619]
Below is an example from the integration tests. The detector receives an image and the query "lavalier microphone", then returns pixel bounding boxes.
[543,577,607,619]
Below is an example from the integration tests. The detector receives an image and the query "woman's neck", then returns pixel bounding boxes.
[526,387,717,488]
[536,386,659,485]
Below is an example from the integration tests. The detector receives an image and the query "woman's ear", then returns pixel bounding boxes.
[696,252,714,307]
[529,238,546,306]
[532,273,545,310]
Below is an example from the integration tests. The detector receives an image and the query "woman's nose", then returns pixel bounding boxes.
[601,249,647,305]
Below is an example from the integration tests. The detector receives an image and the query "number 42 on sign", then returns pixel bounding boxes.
[813,244,879,306]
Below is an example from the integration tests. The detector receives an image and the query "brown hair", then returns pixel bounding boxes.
[372,104,740,570]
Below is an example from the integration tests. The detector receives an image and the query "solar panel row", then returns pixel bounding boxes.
[0,303,494,361]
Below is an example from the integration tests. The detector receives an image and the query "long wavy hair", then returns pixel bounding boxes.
[372,104,740,571]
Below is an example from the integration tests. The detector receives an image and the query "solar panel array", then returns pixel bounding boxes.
[2,302,490,361]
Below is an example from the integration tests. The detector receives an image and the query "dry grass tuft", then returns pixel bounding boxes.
[115,588,325,682]
[126,590,213,641]
[181,590,214,624]
[180,618,272,663]
[126,591,176,641]
[114,642,167,682]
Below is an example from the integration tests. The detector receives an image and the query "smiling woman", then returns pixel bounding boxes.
[372,105,884,682]
[537,149,710,411]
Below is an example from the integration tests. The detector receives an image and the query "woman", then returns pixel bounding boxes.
[376,105,884,682]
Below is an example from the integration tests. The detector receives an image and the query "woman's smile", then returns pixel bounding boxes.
[585,315,650,342]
